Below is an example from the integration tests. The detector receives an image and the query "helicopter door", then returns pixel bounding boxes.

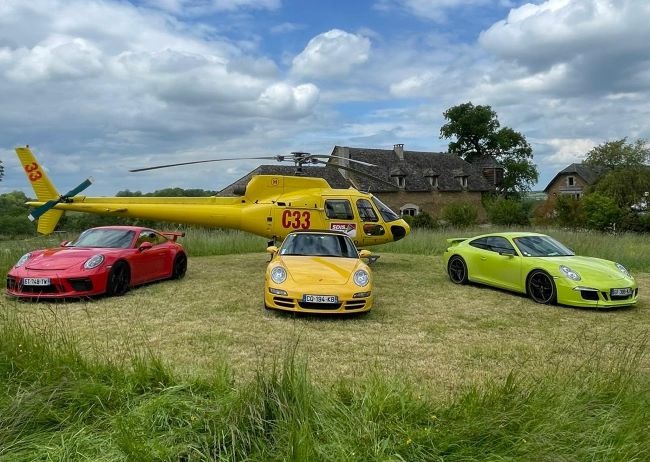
[356,198,386,242]
[323,199,357,239]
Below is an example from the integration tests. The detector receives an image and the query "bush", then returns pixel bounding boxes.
[485,197,530,226]
[410,211,438,229]
[554,195,584,228]
[582,193,623,231]
[441,203,478,228]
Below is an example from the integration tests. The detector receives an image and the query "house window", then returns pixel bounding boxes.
[396,176,406,188]
[567,176,575,186]
[457,176,468,188]
[400,203,419,217]
[427,176,439,188]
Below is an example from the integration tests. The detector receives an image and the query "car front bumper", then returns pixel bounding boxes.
[6,272,106,299]
[554,277,638,308]
[264,285,373,314]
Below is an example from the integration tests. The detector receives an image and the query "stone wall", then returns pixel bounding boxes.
[374,190,488,222]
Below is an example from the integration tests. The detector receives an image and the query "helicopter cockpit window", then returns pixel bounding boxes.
[324,200,354,220]
[356,199,378,222]
[371,196,400,222]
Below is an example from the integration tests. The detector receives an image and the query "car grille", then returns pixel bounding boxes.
[344,300,367,310]
[298,301,343,310]
[273,297,295,308]
[68,278,93,292]
[579,289,638,302]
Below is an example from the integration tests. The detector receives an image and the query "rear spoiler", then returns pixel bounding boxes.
[446,237,469,247]
[162,231,185,242]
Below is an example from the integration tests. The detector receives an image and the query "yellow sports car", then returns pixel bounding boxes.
[264,230,373,314]
[443,232,638,308]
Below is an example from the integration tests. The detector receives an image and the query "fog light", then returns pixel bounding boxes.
[269,287,287,296]
[353,291,371,298]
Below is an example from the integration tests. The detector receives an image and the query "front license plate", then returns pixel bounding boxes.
[303,294,338,304]
[23,277,51,286]
[611,288,632,296]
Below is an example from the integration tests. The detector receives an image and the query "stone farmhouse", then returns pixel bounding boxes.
[543,163,607,202]
[218,144,503,220]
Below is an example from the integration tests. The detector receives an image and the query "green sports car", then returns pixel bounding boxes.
[443,232,638,308]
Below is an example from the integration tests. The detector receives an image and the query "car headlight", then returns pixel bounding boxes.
[84,254,105,269]
[353,269,370,287]
[559,265,581,281]
[616,263,631,278]
[270,266,287,284]
[15,253,31,268]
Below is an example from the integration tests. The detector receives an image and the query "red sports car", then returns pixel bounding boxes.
[6,226,187,299]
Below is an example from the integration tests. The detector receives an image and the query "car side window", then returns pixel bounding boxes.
[469,237,489,250]
[325,200,354,220]
[486,236,516,254]
[136,230,166,247]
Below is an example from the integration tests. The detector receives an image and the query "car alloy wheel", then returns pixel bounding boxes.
[106,261,130,296]
[527,270,556,304]
[171,253,187,279]
[448,255,468,284]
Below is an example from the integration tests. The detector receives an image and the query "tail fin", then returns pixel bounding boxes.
[15,146,64,235]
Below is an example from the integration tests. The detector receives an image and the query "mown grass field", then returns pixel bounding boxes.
[1,228,649,460]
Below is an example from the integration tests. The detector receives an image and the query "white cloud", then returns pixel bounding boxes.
[141,0,281,15]
[542,138,595,167]
[374,0,492,22]
[291,29,371,79]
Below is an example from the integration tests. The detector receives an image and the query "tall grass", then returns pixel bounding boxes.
[1,311,648,461]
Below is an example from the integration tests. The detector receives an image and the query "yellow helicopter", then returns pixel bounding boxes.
[15,146,410,247]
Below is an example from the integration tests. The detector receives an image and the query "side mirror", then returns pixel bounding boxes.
[499,249,516,257]
[359,249,371,258]
[266,246,279,254]
[60,241,69,247]
[139,241,153,252]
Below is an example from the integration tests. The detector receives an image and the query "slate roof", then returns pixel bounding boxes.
[217,165,352,196]
[543,163,608,192]
[330,146,493,193]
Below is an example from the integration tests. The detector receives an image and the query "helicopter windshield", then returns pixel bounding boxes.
[371,196,400,222]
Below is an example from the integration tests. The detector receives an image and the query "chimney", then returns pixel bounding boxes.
[393,143,404,160]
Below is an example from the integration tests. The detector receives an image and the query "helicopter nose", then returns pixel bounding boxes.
[391,222,410,241]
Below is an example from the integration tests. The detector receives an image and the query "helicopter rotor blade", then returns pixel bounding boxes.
[311,159,398,189]
[308,153,377,168]
[129,156,284,172]
[28,177,94,221]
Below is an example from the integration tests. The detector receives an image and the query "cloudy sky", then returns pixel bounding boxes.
[1,0,649,196]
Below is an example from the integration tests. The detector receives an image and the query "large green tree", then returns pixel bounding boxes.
[584,138,650,169]
[440,102,538,194]
[585,138,650,209]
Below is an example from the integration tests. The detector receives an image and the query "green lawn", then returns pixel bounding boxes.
[1,229,649,460]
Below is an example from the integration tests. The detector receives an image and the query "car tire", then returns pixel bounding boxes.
[106,261,130,296]
[527,270,556,305]
[448,255,468,284]
[171,253,187,280]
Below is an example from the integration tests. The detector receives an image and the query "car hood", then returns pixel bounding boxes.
[24,248,112,271]
[529,255,630,281]
[280,256,362,285]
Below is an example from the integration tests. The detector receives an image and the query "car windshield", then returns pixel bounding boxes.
[69,229,135,249]
[280,233,359,258]
[513,235,574,257]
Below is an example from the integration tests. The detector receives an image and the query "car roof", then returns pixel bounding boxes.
[286,229,349,237]
[469,232,548,240]
[88,225,150,232]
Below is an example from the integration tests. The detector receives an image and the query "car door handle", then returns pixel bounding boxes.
[480,256,487,260]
